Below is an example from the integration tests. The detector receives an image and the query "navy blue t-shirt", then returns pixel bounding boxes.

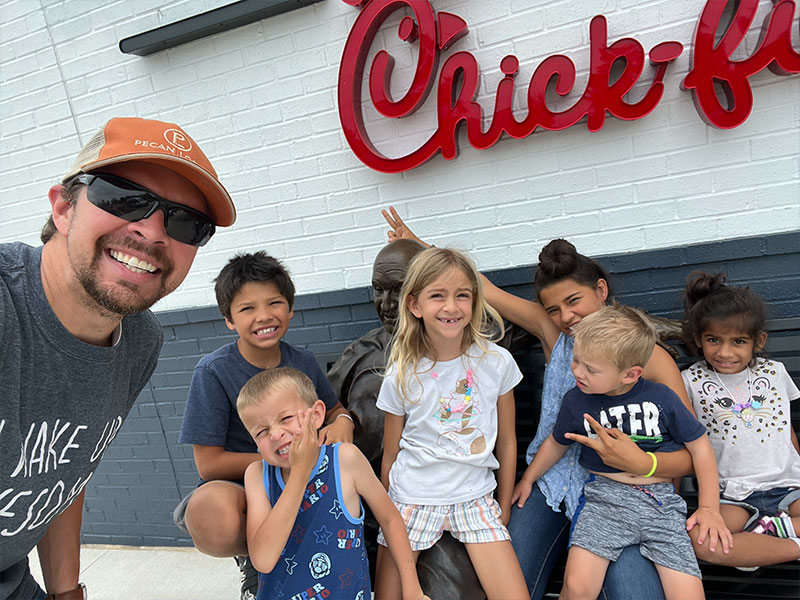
[552,378,706,473]
[179,340,338,481]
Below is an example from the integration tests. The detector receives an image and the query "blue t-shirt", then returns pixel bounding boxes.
[552,378,706,473]
[179,340,338,476]
[257,444,370,600]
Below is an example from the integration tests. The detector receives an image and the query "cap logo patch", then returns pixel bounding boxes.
[164,128,192,152]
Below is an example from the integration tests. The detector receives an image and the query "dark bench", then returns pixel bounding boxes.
[512,317,800,599]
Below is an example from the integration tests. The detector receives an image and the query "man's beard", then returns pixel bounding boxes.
[73,234,175,316]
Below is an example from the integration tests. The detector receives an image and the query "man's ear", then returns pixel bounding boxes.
[48,185,73,236]
[622,365,643,384]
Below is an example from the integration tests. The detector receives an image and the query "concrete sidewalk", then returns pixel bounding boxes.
[28,545,240,600]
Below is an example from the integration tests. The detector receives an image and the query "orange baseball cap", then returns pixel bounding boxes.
[62,117,236,227]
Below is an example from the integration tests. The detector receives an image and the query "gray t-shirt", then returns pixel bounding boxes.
[0,243,162,599]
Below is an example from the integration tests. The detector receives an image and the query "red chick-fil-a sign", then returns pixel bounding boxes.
[337,0,800,173]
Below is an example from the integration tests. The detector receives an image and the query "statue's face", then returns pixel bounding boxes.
[372,241,422,334]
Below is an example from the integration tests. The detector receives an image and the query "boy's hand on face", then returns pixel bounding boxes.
[686,506,733,554]
[290,409,319,479]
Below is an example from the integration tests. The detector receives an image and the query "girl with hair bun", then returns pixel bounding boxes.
[383,207,701,600]
[681,272,800,568]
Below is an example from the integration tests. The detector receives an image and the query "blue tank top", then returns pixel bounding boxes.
[256,443,371,600]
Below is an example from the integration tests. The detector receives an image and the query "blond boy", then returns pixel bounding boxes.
[238,367,428,600]
[512,306,731,600]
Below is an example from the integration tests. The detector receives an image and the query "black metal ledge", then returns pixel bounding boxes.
[119,0,325,56]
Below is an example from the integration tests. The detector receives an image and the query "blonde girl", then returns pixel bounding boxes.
[374,247,528,600]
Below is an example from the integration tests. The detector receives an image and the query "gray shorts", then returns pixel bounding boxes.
[172,480,245,533]
[570,475,701,579]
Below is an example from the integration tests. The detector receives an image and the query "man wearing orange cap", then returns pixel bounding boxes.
[0,118,236,600]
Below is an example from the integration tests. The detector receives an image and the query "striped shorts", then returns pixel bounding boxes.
[377,493,510,551]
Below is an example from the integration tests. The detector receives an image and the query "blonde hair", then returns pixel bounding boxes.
[571,305,655,370]
[237,367,318,415]
[388,247,503,401]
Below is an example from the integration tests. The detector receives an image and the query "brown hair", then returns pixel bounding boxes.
[534,239,613,301]
[682,272,766,358]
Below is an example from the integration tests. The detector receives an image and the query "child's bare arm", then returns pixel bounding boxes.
[684,435,733,554]
[565,413,694,478]
[244,410,320,573]
[512,434,570,508]
[341,444,428,600]
[495,389,518,524]
[192,444,261,481]
[381,412,405,490]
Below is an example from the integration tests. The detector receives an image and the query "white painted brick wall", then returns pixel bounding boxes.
[1,0,798,312]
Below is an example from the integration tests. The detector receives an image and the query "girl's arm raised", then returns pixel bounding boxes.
[381,206,560,359]
[495,389,518,525]
[381,412,405,490]
[479,279,560,360]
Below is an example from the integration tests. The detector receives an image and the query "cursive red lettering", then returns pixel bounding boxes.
[339,0,794,173]
[683,0,800,128]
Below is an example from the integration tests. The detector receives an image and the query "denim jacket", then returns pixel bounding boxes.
[525,333,587,518]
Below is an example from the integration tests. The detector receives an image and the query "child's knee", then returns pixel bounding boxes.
[687,526,717,563]
[185,488,246,549]
[560,572,598,600]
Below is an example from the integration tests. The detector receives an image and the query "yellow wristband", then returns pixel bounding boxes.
[643,452,657,478]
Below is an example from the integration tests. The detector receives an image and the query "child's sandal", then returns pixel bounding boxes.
[745,514,797,538]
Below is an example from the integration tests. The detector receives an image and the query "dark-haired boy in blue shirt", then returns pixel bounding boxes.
[174,251,353,599]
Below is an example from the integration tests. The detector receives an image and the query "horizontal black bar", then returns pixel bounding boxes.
[119,0,325,56]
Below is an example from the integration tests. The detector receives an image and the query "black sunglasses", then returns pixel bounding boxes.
[75,173,216,246]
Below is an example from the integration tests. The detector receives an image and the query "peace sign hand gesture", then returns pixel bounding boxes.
[564,413,654,475]
[381,206,427,246]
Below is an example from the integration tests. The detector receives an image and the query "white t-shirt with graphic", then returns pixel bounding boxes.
[377,342,523,505]
[682,358,800,500]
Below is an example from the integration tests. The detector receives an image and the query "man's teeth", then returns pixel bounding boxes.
[256,327,277,335]
[110,250,157,273]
